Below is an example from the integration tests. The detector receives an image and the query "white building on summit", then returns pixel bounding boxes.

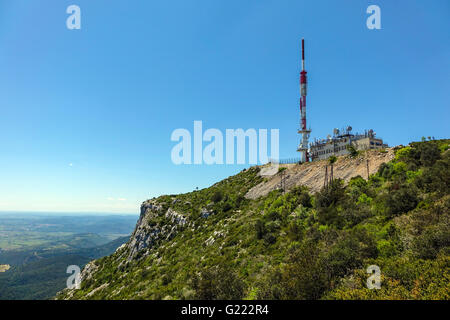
[309,127,387,161]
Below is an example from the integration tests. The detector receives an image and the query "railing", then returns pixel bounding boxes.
[268,157,302,164]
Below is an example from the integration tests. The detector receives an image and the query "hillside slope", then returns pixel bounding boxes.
[246,148,395,199]
[58,140,450,300]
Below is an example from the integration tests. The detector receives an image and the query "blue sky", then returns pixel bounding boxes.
[0,0,448,213]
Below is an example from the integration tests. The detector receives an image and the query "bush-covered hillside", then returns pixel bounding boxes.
[58,139,450,300]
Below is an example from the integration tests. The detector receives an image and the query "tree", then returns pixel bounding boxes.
[316,179,345,209]
[418,142,441,167]
[329,155,337,183]
[211,190,223,203]
[385,185,419,217]
[323,229,378,281]
[315,179,349,227]
[415,154,450,194]
[258,242,328,299]
[191,265,245,300]
[346,144,359,157]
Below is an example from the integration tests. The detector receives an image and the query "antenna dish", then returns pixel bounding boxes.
[347,126,352,132]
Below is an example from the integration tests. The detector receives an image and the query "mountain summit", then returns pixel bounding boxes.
[58,140,449,300]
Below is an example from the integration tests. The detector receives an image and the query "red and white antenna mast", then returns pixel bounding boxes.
[297,38,311,162]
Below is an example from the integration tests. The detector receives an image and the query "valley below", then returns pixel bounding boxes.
[0,213,137,299]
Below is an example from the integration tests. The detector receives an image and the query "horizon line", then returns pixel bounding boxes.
[0,210,139,216]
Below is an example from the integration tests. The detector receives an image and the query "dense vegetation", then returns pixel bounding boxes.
[60,139,449,300]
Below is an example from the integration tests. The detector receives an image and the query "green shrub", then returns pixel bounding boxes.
[191,265,245,300]
[346,144,359,157]
[258,242,328,299]
[255,219,265,240]
[413,225,450,259]
[384,185,419,217]
[211,190,223,203]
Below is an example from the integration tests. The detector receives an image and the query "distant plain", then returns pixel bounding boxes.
[0,212,138,299]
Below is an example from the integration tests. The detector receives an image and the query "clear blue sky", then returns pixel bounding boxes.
[0,0,448,213]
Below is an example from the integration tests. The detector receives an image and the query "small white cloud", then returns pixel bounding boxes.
[69,163,73,167]
[106,197,127,201]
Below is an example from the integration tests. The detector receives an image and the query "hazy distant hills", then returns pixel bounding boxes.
[0,236,130,300]
[0,214,137,300]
